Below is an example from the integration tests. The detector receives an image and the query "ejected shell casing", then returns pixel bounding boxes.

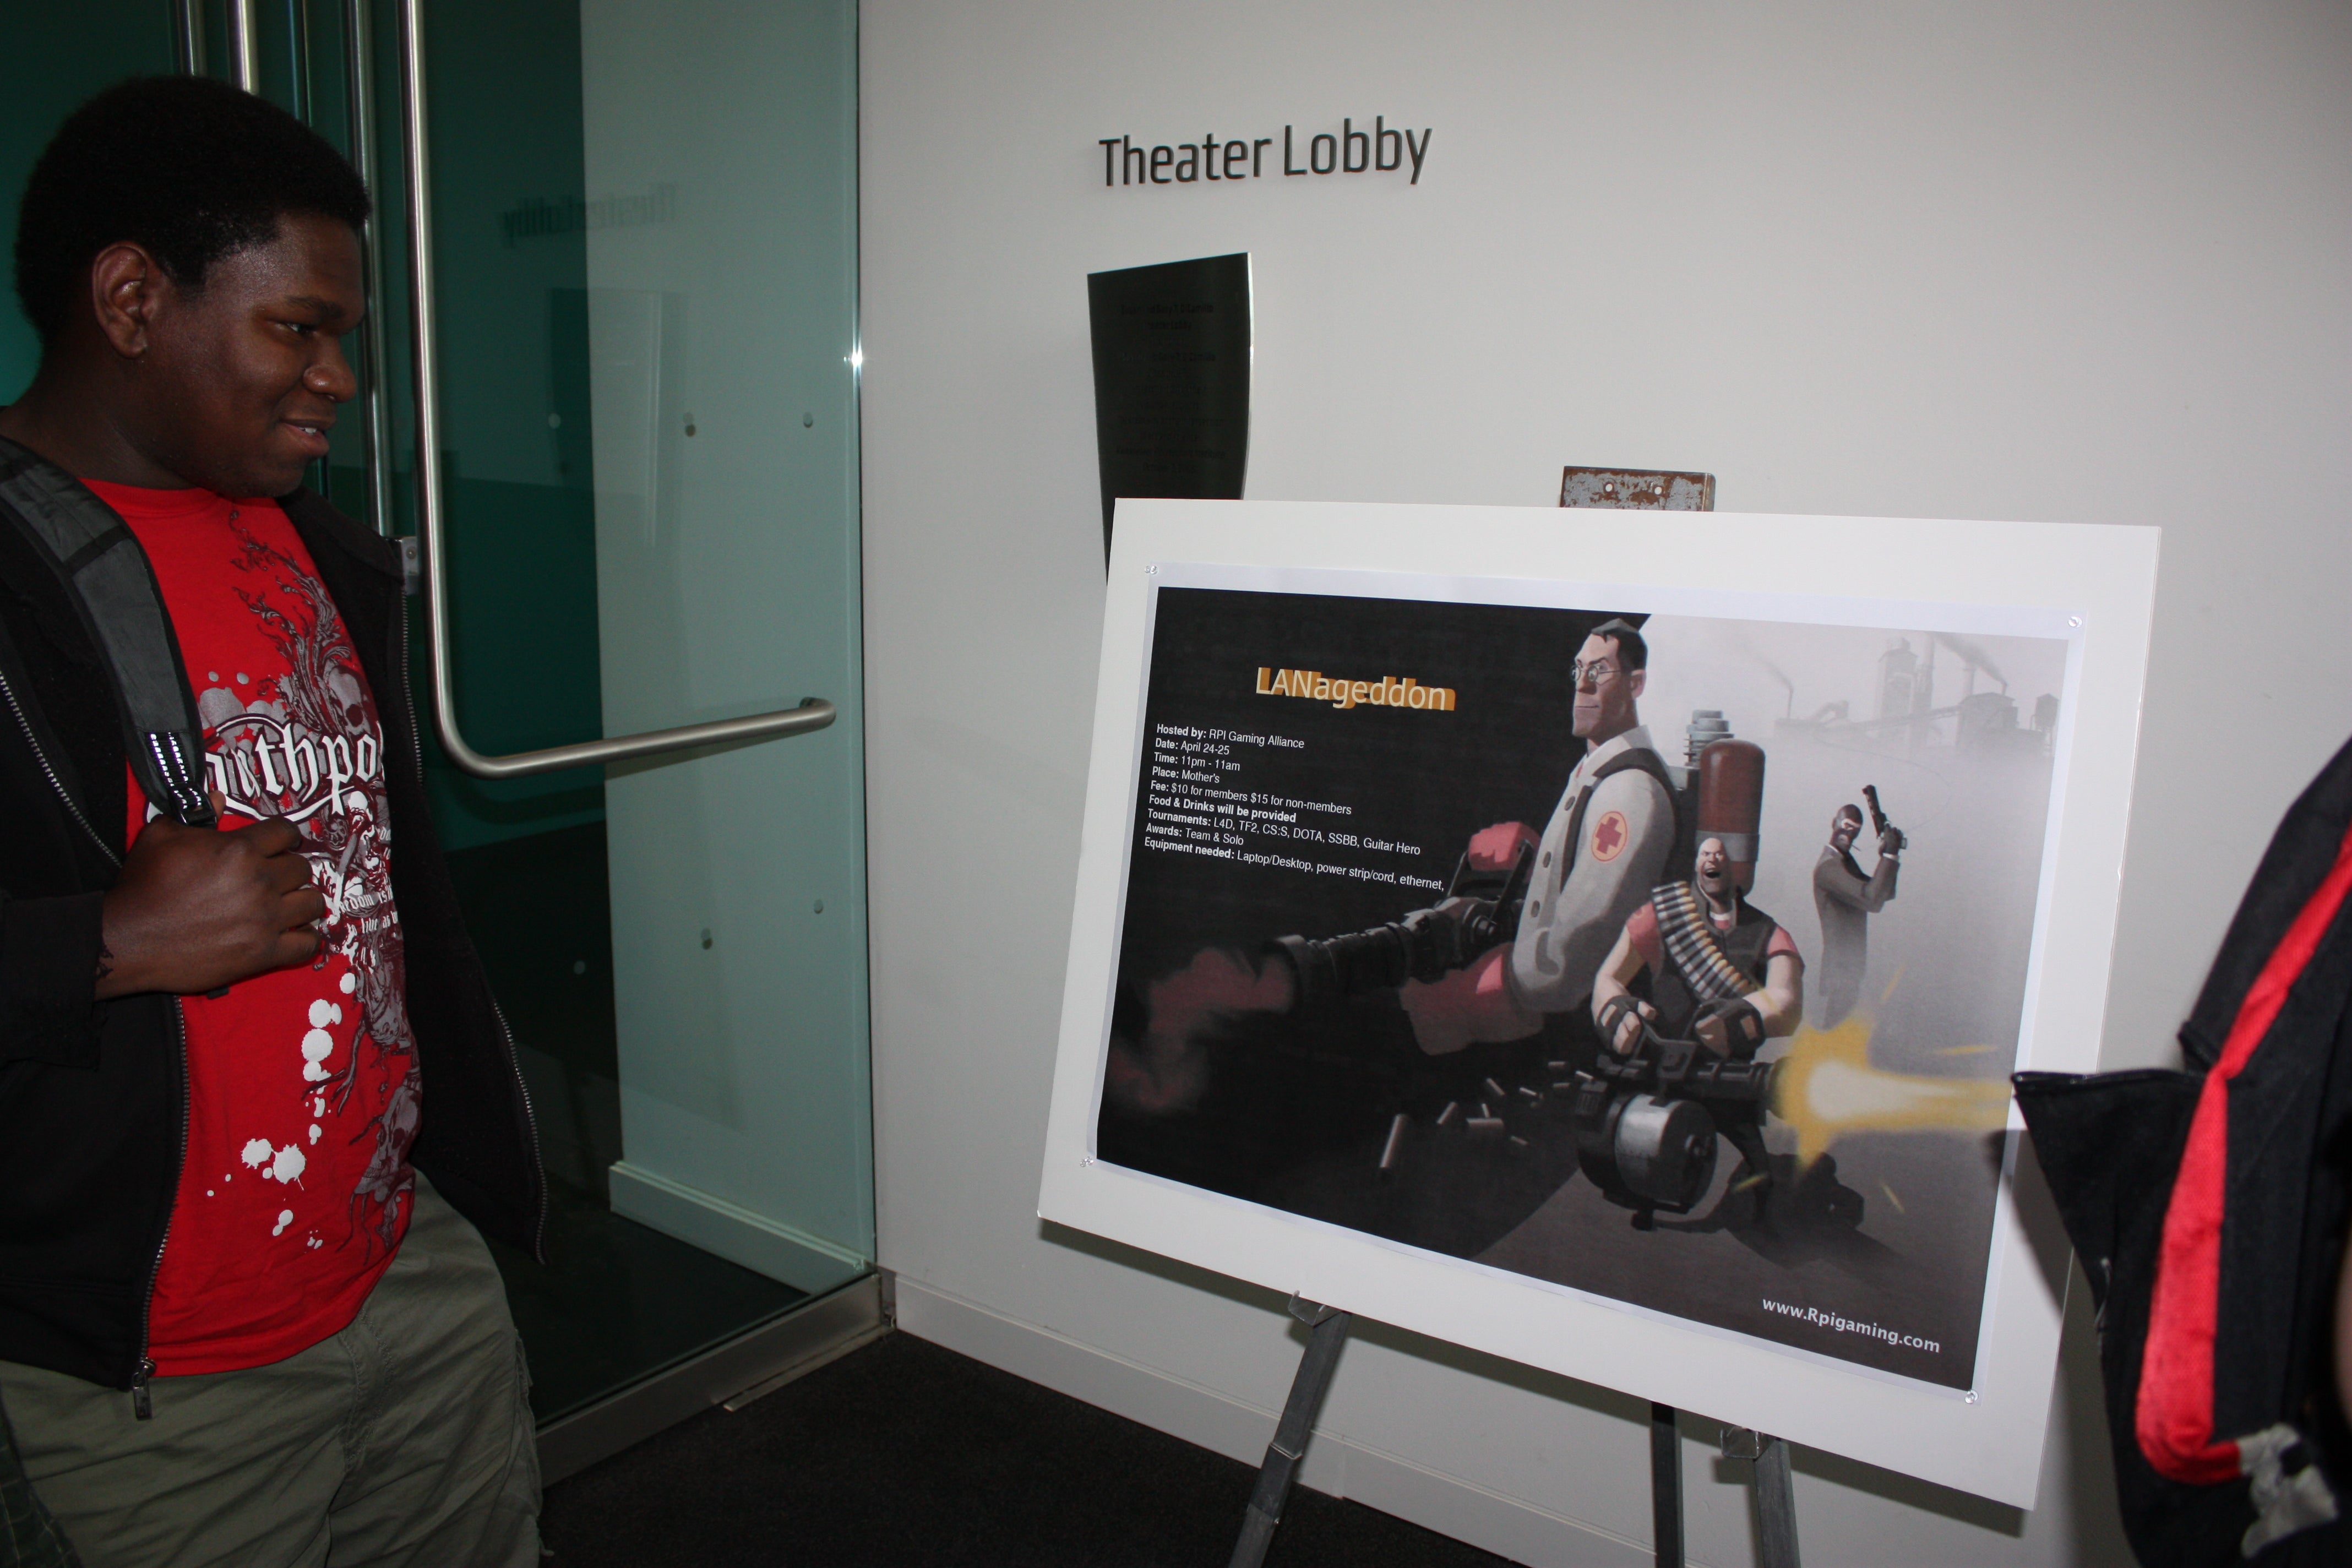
[1378,1113,1409,1171]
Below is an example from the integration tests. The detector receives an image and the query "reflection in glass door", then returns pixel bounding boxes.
[247,0,872,1431]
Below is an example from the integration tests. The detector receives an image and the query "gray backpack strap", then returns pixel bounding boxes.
[0,437,215,827]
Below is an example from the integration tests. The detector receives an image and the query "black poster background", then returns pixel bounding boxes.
[1098,585,2015,1390]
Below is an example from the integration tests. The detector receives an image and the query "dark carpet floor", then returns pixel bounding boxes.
[541,1330,1518,1567]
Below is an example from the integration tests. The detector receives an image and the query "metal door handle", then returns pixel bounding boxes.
[392,0,834,780]
[226,0,260,91]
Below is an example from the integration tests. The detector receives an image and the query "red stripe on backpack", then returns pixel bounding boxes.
[2138,817,2352,1482]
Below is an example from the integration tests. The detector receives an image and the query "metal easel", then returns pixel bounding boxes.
[1222,1304,1800,1568]
[1223,466,1801,1568]
[1227,1295,1352,1568]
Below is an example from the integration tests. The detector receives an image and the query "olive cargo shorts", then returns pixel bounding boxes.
[0,1175,540,1568]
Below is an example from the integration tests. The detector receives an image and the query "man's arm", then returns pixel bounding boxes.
[1814,848,1898,914]
[1590,924,1657,1054]
[1510,770,1674,1013]
[1751,951,1804,1037]
[1398,944,1541,1055]
[96,796,326,998]
[0,885,111,1069]
[1860,843,1900,911]
[1,804,318,1069]
[1693,952,1804,1055]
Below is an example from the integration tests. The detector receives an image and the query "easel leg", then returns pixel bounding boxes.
[1753,1435,1800,1568]
[1722,1428,1801,1568]
[1651,1402,1683,1568]
[1228,1297,1352,1568]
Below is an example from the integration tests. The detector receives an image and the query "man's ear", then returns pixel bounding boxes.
[1627,669,1647,700]
[86,242,168,360]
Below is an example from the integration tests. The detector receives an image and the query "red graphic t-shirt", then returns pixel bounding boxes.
[90,482,420,1375]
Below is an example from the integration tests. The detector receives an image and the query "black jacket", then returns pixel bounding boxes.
[0,480,544,1390]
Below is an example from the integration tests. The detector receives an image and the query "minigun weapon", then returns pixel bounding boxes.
[1566,1026,1779,1222]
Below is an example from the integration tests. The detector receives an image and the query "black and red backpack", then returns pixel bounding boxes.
[2017,737,2352,1564]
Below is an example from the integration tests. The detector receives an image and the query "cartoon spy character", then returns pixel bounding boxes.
[1400,617,1678,1052]
[1812,802,1901,1028]
[1591,835,1805,1060]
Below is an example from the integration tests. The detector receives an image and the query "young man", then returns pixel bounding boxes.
[0,78,542,1565]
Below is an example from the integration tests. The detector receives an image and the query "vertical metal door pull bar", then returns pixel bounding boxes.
[227,0,261,92]
[391,0,834,780]
[1228,1296,1352,1568]
[174,0,206,76]
[343,0,395,538]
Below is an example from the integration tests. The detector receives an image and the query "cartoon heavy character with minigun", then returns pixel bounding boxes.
[1263,715,1834,1232]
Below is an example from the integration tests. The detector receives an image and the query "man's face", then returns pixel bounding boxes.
[1695,837,1730,899]
[123,212,363,497]
[1570,632,1644,741]
[1831,812,1861,853]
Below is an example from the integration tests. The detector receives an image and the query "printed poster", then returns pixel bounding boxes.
[1095,573,2072,1390]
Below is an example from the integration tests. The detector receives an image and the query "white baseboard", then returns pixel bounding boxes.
[608,1160,869,1294]
[892,1276,1658,1568]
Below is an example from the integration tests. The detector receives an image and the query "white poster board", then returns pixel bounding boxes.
[1039,498,2157,1506]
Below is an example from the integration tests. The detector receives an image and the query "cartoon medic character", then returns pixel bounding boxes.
[1400,617,1679,1052]
[1812,802,1901,1028]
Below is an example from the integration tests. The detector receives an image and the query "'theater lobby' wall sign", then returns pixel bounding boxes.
[1098,119,1431,188]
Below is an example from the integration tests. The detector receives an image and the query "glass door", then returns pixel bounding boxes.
[252,0,872,1427]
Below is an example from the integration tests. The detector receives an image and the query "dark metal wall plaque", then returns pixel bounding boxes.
[1088,253,1252,558]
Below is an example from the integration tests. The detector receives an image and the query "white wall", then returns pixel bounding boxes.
[858,4,2352,1562]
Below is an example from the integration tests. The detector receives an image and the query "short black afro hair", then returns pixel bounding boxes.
[14,76,369,347]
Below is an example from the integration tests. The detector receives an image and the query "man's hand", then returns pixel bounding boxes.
[1878,827,1904,857]
[1465,821,1538,873]
[1605,996,1657,1054]
[1691,995,1767,1057]
[97,794,325,998]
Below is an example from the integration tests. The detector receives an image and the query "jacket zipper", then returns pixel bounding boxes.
[392,605,548,1261]
[132,1000,191,1418]
[0,658,119,869]
[486,992,549,1261]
